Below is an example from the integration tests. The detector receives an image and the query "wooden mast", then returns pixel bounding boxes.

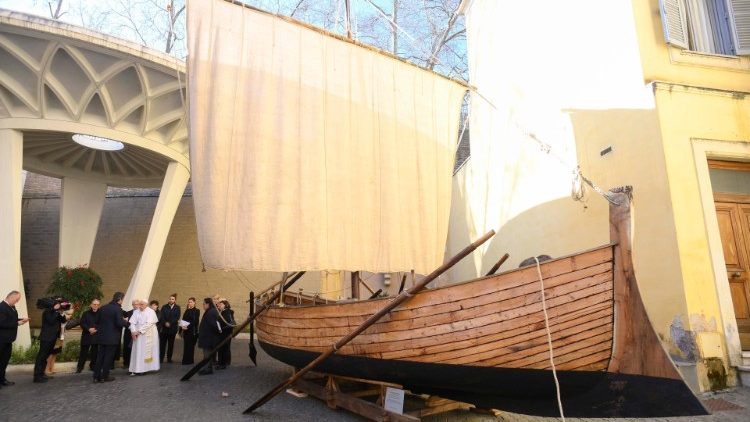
[351,271,361,300]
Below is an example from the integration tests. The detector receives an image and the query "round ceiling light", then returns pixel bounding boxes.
[72,134,125,151]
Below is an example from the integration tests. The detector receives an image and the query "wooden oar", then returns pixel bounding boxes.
[397,273,407,293]
[358,277,376,295]
[243,230,495,414]
[180,271,306,381]
[367,289,383,299]
[485,253,510,276]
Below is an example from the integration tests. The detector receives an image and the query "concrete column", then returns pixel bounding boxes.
[59,177,107,266]
[0,129,31,346]
[123,162,189,310]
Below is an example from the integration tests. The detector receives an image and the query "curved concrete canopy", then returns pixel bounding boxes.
[0,9,189,187]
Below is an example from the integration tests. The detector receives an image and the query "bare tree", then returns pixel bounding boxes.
[14,0,466,78]
[48,0,66,19]
[28,0,67,19]
[356,0,467,79]
[164,0,186,53]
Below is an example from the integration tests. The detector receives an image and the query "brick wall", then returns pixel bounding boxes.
[20,173,321,327]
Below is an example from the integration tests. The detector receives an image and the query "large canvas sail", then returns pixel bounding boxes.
[187,0,466,273]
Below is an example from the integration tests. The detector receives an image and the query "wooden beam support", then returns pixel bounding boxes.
[293,378,420,422]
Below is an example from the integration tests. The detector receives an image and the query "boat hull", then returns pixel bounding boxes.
[260,341,708,418]
[255,192,709,417]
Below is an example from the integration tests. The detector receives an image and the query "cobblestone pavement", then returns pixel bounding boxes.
[1,338,749,422]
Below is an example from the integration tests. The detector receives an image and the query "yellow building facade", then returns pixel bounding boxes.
[451,0,750,391]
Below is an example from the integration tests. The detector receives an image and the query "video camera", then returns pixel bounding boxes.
[36,296,72,311]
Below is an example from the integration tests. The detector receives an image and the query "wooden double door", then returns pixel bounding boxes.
[716,199,750,350]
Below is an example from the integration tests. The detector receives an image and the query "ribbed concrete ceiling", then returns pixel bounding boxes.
[0,9,189,187]
[23,130,170,186]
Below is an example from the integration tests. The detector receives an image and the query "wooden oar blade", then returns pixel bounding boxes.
[180,356,211,381]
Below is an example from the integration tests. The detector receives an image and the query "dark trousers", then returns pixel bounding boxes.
[33,340,56,379]
[218,337,232,366]
[159,331,177,362]
[122,332,132,368]
[114,339,121,363]
[77,343,98,371]
[93,344,117,380]
[201,348,213,373]
[0,342,12,381]
[182,332,197,364]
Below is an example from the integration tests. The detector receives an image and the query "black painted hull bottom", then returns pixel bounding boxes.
[259,342,708,418]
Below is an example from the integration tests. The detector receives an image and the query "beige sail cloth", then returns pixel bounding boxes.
[187,1,466,274]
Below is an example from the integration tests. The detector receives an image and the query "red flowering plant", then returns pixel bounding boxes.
[47,265,104,319]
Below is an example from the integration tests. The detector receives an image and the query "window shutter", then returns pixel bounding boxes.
[729,0,750,54]
[660,0,689,48]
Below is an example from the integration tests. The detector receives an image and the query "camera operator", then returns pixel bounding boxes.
[33,298,70,383]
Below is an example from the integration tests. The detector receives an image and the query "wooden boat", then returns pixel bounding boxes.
[255,190,709,418]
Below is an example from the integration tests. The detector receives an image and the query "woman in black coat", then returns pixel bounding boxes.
[180,297,200,365]
[216,300,235,369]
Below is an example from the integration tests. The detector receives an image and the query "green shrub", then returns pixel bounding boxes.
[10,341,39,364]
[48,266,104,318]
[9,339,81,364]
[58,339,81,362]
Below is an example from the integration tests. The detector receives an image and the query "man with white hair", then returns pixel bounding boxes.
[128,299,160,374]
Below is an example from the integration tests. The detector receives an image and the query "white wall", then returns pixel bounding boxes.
[448,0,655,281]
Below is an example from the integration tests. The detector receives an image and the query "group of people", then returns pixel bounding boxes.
[0,290,238,388]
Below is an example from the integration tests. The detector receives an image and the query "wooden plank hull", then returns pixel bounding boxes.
[255,191,709,417]
[258,246,616,369]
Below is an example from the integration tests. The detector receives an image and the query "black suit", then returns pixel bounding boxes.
[121,309,134,368]
[93,301,127,381]
[33,308,66,380]
[77,309,99,372]
[159,304,180,363]
[0,301,21,383]
[181,307,199,365]
[198,307,222,373]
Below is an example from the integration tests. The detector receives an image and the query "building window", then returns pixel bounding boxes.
[661,0,750,55]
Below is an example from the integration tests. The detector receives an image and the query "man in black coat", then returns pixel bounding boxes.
[0,291,29,388]
[197,298,222,375]
[159,294,180,363]
[76,298,100,373]
[33,298,68,383]
[92,292,128,383]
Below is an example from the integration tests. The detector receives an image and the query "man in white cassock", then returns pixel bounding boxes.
[129,300,160,374]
